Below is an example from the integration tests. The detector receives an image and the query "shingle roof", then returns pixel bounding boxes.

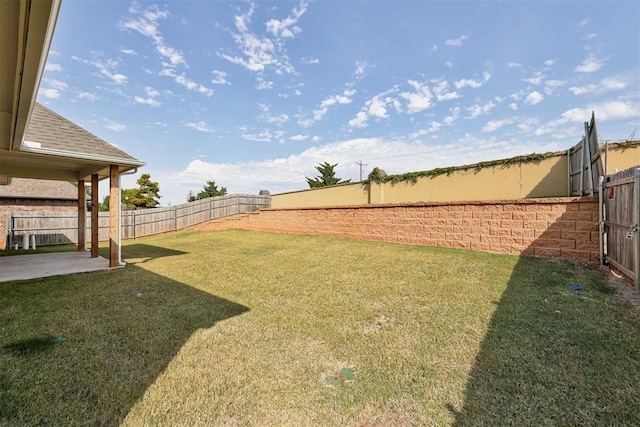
[0,178,77,200]
[24,103,137,161]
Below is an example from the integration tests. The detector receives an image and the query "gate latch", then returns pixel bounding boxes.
[626,224,640,240]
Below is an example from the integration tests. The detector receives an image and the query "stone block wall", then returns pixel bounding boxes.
[196,197,600,262]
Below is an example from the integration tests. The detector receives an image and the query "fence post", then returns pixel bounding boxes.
[174,206,178,231]
[585,121,594,196]
[8,213,14,249]
[635,167,640,293]
[132,210,136,240]
[598,176,605,266]
[567,149,571,196]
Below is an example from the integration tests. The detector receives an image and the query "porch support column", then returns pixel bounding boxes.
[91,174,99,258]
[77,179,86,252]
[109,165,120,267]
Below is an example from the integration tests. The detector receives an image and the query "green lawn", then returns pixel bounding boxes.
[1,230,639,426]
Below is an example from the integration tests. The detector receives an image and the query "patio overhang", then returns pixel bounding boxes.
[0,0,145,272]
[0,145,145,182]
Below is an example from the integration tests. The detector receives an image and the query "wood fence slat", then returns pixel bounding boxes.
[9,194,270,246]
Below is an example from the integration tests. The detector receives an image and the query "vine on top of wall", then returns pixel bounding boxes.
[364,140,639,186]
[364,152,555,185]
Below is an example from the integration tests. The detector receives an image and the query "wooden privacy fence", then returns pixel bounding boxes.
[7,193,270,247]
[568,112,603,197]
[601,166,640,290]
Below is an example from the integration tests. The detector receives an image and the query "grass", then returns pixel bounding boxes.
[1,230,639,426]
[0,244,78,257]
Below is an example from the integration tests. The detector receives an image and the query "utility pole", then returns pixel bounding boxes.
[356,161,368,181]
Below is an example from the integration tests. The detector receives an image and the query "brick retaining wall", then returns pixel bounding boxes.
[195,197,600,262]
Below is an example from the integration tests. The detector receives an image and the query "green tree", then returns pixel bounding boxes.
[127,173,161,208]
[306,162,351,188]
[99,195,110,212]
[187,180,227,201]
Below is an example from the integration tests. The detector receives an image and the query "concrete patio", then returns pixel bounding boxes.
[0,251,116,282]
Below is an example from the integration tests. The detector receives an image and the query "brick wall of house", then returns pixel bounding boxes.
[196,197,600,262]
[0,199,77,249]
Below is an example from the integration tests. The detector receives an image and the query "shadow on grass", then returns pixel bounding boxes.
[450,217,640,424]
[115,243,188,264]
[0,244,248,426]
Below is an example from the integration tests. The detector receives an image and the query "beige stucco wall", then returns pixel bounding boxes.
[369,155,567,204]
[271,182,368,208]
[604,146,640,174]
[270,144,640,208]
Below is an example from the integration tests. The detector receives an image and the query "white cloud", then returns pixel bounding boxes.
[219,2,296,75]
[310,88,356,122]
[444,61,453,68]
[41,88,60,99]
[122,5,214,96]
[73,55,128,85]
[120,48,137,55]
[134,96,161,107]
[432,80,460,101]
[544,59,556,66]
[265,0,308,39]
[121,4,185,66]
[145,86,160,97]
[185,121,216,133]
[77,91,98,101]
[466,101,495,119]
[507,62,521,68]
[400,80,433,113]
[211,70,231,85]
[524,91,544,105]
[289,134,308,141]
[443,107,460,125]
[47,79,68,90]
[482,118,513,132]
[256,79,274,90]
[483,71,492,81]
[579,19,589,27]
[45,63,62,72]
[568,77,627,95]
[545,80,565,88]
[355,61,370,79]
[552,101,640,124]
[454,78,482,89]
[104,120,127,132]
[367,96,388,119]
[445,35,468,48]
[241,129,274,142]
[574,54,605,73]
[349,111,369,128]
[311,136,321,143]
[257,103,289,125]
[509,102,518,111]
[524,71,544,85]
[176,74,213,96]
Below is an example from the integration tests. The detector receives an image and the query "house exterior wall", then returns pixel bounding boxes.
[0,199,76,249]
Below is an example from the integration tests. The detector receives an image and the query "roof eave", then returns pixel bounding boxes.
[10,0,61,151]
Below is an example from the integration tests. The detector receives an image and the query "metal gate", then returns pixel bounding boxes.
[600,166,640,291]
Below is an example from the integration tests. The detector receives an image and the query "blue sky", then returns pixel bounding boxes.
[37,0,640,205]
